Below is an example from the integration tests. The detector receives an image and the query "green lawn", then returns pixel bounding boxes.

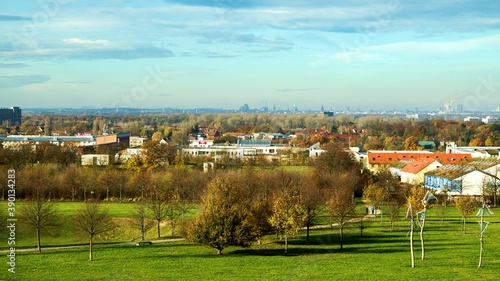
[1,203,499,280]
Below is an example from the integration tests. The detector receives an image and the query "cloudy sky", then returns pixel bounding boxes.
[1,0,500,111]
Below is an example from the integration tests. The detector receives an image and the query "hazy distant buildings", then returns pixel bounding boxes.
[0,106,21,126]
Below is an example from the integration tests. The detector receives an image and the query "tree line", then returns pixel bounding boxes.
[4,113,499,149]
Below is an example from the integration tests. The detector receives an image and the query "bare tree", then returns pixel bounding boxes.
[130,200,155,241]
[20,187,61,253]
[300,172,324,243]
[74,200,116,261]
[327,171,357,250]
[146,176,169,238]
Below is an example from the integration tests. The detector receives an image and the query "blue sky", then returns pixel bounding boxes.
[1,0,500,111]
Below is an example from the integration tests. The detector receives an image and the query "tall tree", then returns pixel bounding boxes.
[74,200,116,261]
[327,171,357,250]
[300,172,324,243]
[269,190,304,254]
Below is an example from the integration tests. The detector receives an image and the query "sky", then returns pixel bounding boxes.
[1,0,500,111]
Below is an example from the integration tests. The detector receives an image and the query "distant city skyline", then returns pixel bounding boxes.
[1,1,500,111]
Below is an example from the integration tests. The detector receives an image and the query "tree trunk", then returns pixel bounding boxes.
[420,209,427,260]
[284,235,288,255]
[410,222,415,268]
[306,222,310,244]
[462,216,466,234]
[339,225,343,250]
[478,204,485,268]
[141,223,145,241]
[157,220,161,238]
[89,235,93,261]
[37,228,41,253]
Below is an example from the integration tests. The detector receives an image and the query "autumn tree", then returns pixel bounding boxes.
[455,195,478,234]
[269,189,305,254]
[403,136,419,150]
[61,164,82,201]
[74,200,117,261]
[300,172,324,243]
[327,171,357,250]
[363,169,404,229]
[97,167,119,201]
[188,175,255,254]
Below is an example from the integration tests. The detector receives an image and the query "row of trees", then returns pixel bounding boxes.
[0,164,209,202]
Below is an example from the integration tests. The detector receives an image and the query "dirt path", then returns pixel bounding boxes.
[0,238,186,253]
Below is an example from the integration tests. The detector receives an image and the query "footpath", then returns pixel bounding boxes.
[0,238,185,253]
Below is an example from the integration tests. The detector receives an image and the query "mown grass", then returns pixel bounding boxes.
[1,203,499,281]
[1,201,197,248]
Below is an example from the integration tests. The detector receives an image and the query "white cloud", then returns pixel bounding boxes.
[332,34,500,63]
[63,38,112,46]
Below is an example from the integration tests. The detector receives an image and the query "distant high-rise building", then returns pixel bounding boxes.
[0,106,22,126]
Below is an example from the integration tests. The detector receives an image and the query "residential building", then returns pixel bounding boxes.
[400,158,442,185]
[366,151,471,173]
[482,116,499,124]
[182,139,308,162]
[447,147,500,159]
[130,136,149,147]
[0,135,95,149]
[81,154,110,166]
[95,133,130,148]
[424,161,500,196]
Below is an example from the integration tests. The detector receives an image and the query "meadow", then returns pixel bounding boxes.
[1,202,499,281]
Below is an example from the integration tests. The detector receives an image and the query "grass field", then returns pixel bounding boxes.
[1,202,499,280]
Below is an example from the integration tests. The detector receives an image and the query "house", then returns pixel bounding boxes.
[424,161,500,196]
[309,142,325,158]
[366,151,471,173]
[223,132,248,139]
[81,154,110,166]
[182,139,307,162]
[129,136,148,148]
[95,133,130,149]
[418,141,436,150]
[447,146,500,159]
[400,158,442,185]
